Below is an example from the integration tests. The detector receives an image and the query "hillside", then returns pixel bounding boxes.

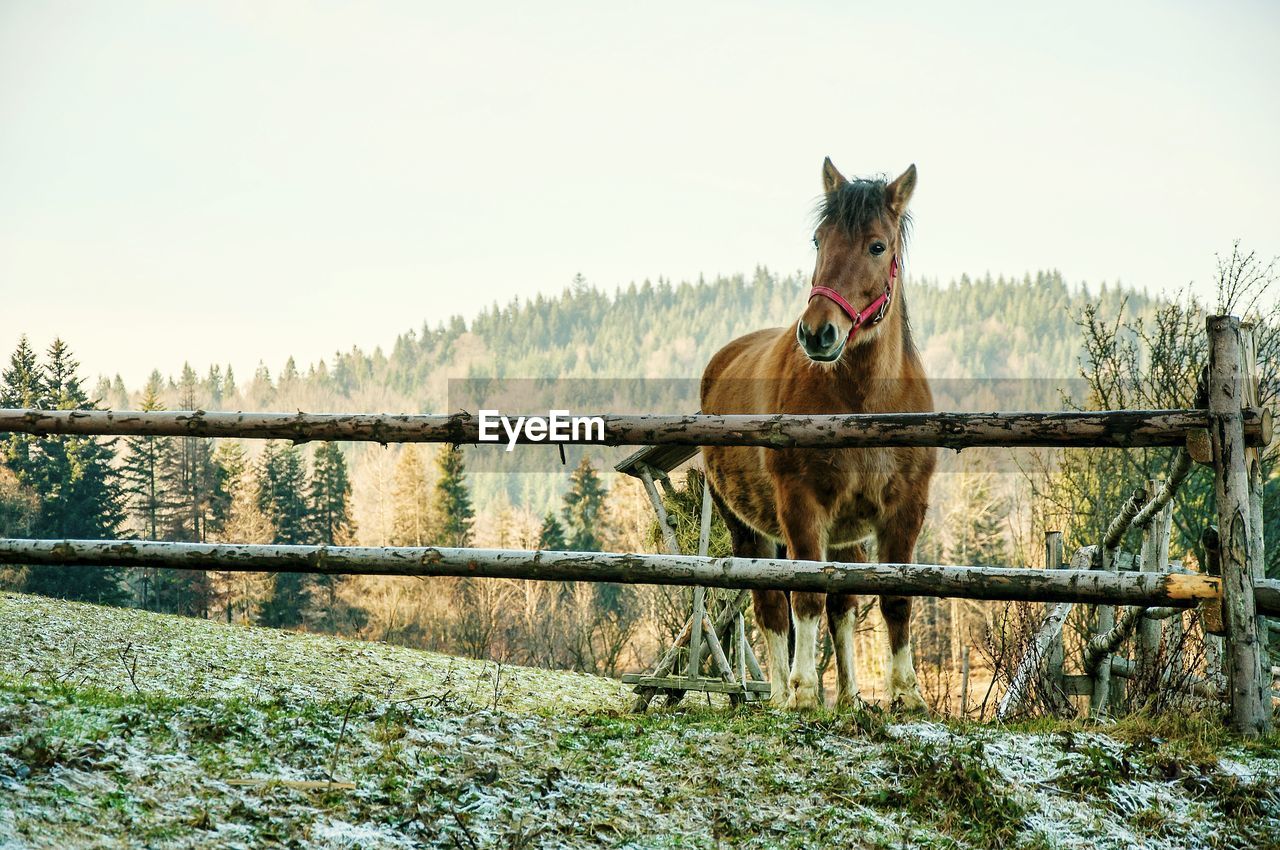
[2,591,1277,849]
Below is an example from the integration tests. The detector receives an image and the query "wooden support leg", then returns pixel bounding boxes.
[631,471,764,711]
[688,587,705,682]
[687,477,711,681]
[735,612,747,686]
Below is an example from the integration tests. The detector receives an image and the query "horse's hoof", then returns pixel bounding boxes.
[890,688,928,714]
[786,677,821,711]
[834,692,868,712]
[767,689,789,709]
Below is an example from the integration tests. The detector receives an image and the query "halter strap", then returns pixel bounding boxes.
[808,254,898,333]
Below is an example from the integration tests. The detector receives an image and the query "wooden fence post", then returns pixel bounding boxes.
[1201,526,1227,695]
[1043,532,1068,710]
[1091,535,1122,718]
[1242,324,1268,660]
[1207,315,1270,737]
[1136,479,1173,686]
[1164,565,1187,688]
[634,464,681,710]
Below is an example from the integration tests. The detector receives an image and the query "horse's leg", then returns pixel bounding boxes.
[877,497,928,712]
[776,487,827,711]
[826,543,867,710]
[754,588,792,709]
[710,488,790,707]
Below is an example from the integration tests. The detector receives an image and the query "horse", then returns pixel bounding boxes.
[700,159,935,711]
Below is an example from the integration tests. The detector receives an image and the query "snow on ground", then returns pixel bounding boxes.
[1,591,1278,849]
[0,592,626,715]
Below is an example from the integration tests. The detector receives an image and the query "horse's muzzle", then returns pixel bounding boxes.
[797,320,845,362]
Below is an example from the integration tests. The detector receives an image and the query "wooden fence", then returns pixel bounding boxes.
[0,537,1226,606]
[0,315,1271,735]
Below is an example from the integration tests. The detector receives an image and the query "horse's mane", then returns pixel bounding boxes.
[815,177,918,358]
[815,177,912,252]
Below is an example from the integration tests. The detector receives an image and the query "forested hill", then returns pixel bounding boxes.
[78,269,1154,521]
[364,270,1144,400]
[95,269,1152,416]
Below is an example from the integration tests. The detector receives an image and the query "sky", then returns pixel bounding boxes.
[2,1,1278,389]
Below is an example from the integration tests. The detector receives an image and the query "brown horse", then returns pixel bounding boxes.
[701,159,935,711]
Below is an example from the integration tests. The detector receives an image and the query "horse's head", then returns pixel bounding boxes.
[797,159,916,362]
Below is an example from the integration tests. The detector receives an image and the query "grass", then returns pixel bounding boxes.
[869,736,1029,846]
[2,591,1279,849]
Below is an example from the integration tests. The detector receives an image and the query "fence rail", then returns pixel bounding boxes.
[0,537,1227,607]
[0,407,1270,449]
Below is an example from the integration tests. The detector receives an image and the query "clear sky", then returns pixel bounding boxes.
[2,1,1277,388]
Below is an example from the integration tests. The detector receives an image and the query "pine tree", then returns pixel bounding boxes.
[210,442,273,623]
[109,375,129,409]
[117,375,167,609]
[538,512,567,550]
[0,336,42,408]
[256,442,310,545]
[3,339,125,603]
[562,456,607,551]
[160,365,215,541]
[119,375,166,541]
[307,442,365,631]
[390,446,433,546]
[1,337,44,596]
[431,446,473,547]
[308,442,355,546]
[43,339,125,542]
[1,336,43,484]
[256,441,312,627]
[558,455,621,617]
[248,362,275,408]
[223,364,237,401]
[278,356,300,398]
[205,365,224,407]
[209,441,248,534]
[148,366,224,615]
[92,376,112,406]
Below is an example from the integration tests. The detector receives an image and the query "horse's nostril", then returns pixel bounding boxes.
[798,321,840,354]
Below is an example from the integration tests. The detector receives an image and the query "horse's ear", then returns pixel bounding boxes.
[886,164,917,216]
[822,157,847,194]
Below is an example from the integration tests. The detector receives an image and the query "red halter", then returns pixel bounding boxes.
[808,254,898,334]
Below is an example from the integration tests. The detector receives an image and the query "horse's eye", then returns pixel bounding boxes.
[812,235,820,248]
[870,241,886,256]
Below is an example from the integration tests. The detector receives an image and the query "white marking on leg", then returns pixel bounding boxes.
[832,607,862,708]
[887,642,926,711]
[788,614,822,710]
[762,627,790,707]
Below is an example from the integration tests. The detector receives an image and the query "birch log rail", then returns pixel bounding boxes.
[0,408,1270,449]
[0,538,1225,606]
